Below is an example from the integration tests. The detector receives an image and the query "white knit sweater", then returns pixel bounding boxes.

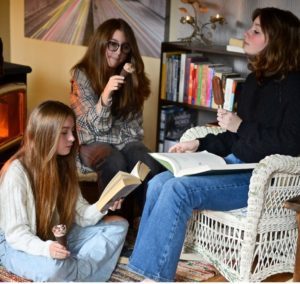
[0,159,105,258]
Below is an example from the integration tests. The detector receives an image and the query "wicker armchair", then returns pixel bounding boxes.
[180,126,300,282]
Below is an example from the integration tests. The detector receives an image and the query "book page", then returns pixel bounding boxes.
[150,151,256,177]
[97,182,140,212]
[100,171,128,197]
[96,174,141,212]
[95,161,150,212]
[130,161,150,181]
[154,151,226,173]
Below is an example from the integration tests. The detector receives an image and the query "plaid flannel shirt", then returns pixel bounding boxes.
[70,69,144,173]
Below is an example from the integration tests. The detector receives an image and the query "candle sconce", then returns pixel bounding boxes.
[179,4,226,45]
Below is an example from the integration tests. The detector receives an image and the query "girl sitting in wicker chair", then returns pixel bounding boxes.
[128,7,300,282]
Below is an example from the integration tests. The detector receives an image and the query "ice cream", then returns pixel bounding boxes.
[212,76,224,108]
[52,224,67,247]
[120,63,135,79]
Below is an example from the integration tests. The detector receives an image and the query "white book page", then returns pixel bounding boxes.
[150,151,256,177]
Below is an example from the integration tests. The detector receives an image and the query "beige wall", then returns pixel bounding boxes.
[4,0,300,151]
[0,0,10,61]
[7,0,160,151]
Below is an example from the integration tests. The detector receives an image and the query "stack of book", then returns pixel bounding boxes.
[226,38,245,54]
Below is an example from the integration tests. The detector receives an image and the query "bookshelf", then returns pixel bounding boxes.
[156,41,248,152]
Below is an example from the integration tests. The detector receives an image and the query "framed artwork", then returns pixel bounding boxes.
[24,0,170,58]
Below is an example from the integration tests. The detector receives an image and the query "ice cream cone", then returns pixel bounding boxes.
[120,63,135,79]
[52,224,67,248]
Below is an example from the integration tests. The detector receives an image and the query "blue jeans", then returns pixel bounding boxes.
[0,220,128,282]
[128,155,252,281]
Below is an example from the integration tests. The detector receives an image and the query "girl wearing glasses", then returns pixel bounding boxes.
[0,101,128,281]
[70,18,162,228]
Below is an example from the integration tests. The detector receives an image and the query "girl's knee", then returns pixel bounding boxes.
[161,178,190,201]
[38,260,69,282]
[103,215,128,224]
[102,215,129,233]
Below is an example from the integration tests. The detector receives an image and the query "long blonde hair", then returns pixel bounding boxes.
[0,101,79,240]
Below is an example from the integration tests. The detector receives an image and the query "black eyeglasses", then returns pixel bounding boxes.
[106,40,131,54]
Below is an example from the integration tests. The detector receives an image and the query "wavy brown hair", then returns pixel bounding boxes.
[71,18,151,119]
[248,7,300,81]
[0,101,79,240]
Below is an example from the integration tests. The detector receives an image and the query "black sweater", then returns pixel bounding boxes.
[199,71,300,163]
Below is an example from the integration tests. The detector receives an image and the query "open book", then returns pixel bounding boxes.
[149,151,256,177]
[96,161,150,212]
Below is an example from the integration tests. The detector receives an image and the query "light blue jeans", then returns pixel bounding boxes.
[0,219,128,282]
[128,154,252,281]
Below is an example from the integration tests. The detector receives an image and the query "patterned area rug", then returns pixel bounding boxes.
[0,260,218,282]
[0,267,31,282]
[109,260,219,282]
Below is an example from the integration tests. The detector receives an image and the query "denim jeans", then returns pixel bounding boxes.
[0,220,128,282]
[128,154,252,281]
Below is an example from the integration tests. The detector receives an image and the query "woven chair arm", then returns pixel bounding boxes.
[248,154,300,218]
[180,126,225,142]
[240,154,300,278]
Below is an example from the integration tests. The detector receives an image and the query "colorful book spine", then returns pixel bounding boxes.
[161,52,183,101]
[183,55,207,103]
[200,64,209,106]
[195,63,204,106]
[171,55,180,102]
[187,62,195,104]
[223,77,245,111]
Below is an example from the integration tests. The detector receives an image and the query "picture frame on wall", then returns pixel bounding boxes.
[24,0,170,58]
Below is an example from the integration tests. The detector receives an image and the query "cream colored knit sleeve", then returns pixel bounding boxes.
[0,160,52,258]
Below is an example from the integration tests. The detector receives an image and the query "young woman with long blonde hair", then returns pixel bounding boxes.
[0,100,128,281]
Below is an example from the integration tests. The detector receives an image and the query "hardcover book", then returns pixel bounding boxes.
[150,151,255,177]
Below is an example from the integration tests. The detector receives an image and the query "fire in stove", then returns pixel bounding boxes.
[0,83,26,151]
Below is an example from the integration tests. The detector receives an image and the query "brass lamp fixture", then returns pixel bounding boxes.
[179,13,225,44]
[178,0,226,44]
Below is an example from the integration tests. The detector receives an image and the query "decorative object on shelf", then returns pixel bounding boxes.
[178,0,225,44]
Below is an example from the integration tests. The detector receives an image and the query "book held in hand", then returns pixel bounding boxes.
[149,151,256,177]
[96,161,150,212]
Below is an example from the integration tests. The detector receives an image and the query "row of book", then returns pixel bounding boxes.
[158,105,197,152]
[160,51,246,111]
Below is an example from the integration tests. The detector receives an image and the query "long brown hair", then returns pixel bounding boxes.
[248,7,300,81]
[0,101,79,240]
[71,18,150,119]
